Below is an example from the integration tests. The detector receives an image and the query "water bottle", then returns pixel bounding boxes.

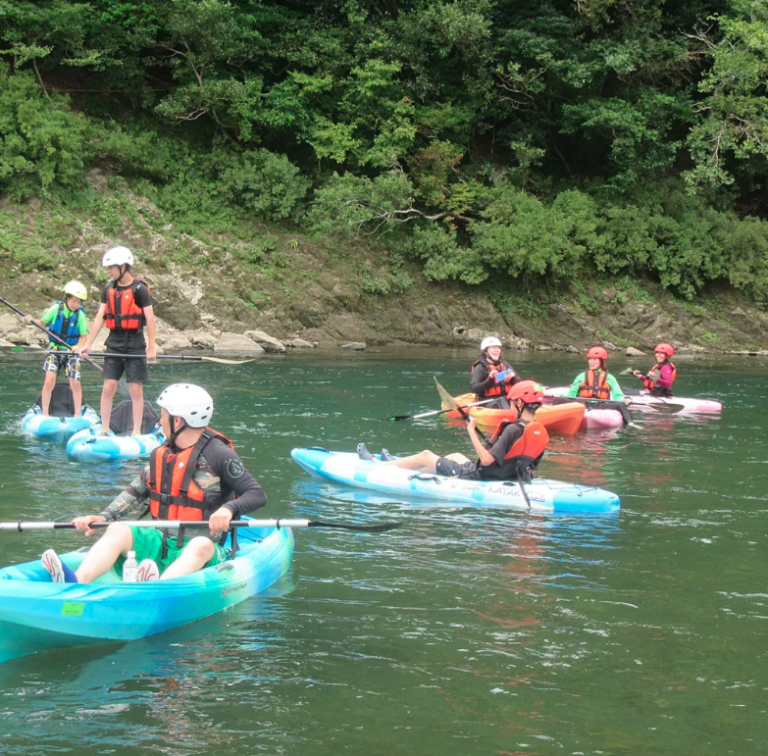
[123,550,138,583]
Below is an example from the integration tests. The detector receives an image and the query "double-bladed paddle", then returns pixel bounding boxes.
[84,351,255,366]
[0,518,401,533]
[0,295,130,398]
[385,398,496,422]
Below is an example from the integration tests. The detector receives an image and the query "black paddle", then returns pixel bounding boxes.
[385,399,495,422]
[0,295,129,398]
[0,518,402,533]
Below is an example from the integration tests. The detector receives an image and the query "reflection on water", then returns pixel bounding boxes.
[0,349,766,756]
[0,585,295,751]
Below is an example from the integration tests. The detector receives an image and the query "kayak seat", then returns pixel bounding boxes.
[109,400,160,436]
[35,383,77,418]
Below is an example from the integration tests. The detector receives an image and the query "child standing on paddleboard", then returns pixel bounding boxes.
[78,246,156,435]
[23,281,89,418]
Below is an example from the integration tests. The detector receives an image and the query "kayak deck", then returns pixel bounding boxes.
[444,393,585,434]
[291,447,620,515]
[544,385,723,413]
[66,424,163,463]
[21,406,100,442]
[0,524,294,664]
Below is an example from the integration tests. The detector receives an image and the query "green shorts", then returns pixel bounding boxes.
[116,526,229,575]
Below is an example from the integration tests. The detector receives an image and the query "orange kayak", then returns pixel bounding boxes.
[443,393,586,435]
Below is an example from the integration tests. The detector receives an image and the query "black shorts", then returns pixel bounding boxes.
[436,458,480,480]
[102,354,148,384]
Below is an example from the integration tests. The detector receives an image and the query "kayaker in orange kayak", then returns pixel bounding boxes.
[470,336,521,409]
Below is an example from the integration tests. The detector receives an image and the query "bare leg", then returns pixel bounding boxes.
[101,379,118,432]
[75,523,134,584]
[387,450,442,473]
[41,370,57,417]
[161,537,215,579]
[129,382,144,435]
[69,378,83,417]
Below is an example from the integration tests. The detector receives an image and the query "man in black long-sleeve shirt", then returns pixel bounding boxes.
[41,384,267,584]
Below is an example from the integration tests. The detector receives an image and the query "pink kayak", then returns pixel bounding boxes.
[545,386,722,414]
[582,408,624,429]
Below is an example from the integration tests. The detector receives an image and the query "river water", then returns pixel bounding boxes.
[0,348,765,756]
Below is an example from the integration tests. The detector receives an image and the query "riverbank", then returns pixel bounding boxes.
[2,183,768,356]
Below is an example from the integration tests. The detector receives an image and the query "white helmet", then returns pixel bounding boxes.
[102,246,134,268]
[480,336,503,351]
[157,384,214,428]
[63,280,88,301]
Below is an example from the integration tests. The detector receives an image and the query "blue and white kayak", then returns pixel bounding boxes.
[21,406,100,442]
[291,447,620,515]
[0,522,294,664]
[66,424,163,463]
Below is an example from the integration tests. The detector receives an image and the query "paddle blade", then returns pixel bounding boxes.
[308,520,401,532]
[200,356,255,365]
[433,377,460,411]
[646,402,685,413]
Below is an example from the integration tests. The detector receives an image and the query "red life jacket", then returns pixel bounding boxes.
[104,279,149,330]
[471,357,515,398]
[148,429,235,521]
[578,369,611,400]
[488,419,550,463]
[643,361,677,391]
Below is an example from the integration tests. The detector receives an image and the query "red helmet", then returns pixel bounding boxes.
[654,342,675,357]
[587,346,608,360]
[507,380,544,404]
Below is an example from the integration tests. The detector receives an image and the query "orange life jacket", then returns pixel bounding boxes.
[471,358,515,398]
[148,429,235,521]
[488,419,550,463]
[643,361,677,391]
[104,279,149,330]
[578,369,611,400]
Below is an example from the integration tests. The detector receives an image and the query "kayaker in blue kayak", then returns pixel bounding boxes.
[470,336,521,409]
[78,246,157,436]
[358,381,549,482]
[22,280,89,418]
[41,383,267,584]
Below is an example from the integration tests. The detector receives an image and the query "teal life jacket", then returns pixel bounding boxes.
[49,302,84,347]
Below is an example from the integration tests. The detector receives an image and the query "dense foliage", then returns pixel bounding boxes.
[2,0,768,302]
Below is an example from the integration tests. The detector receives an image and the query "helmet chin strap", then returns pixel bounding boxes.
[169,416,188,447]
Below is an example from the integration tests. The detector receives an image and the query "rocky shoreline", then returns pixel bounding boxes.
[3,306,768,359]
[3,183,768,358]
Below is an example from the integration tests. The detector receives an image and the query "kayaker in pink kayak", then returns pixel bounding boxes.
[40,383,267,584]
[629,343,677,397]
[559,346,635,425]
[358,381,550,482]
